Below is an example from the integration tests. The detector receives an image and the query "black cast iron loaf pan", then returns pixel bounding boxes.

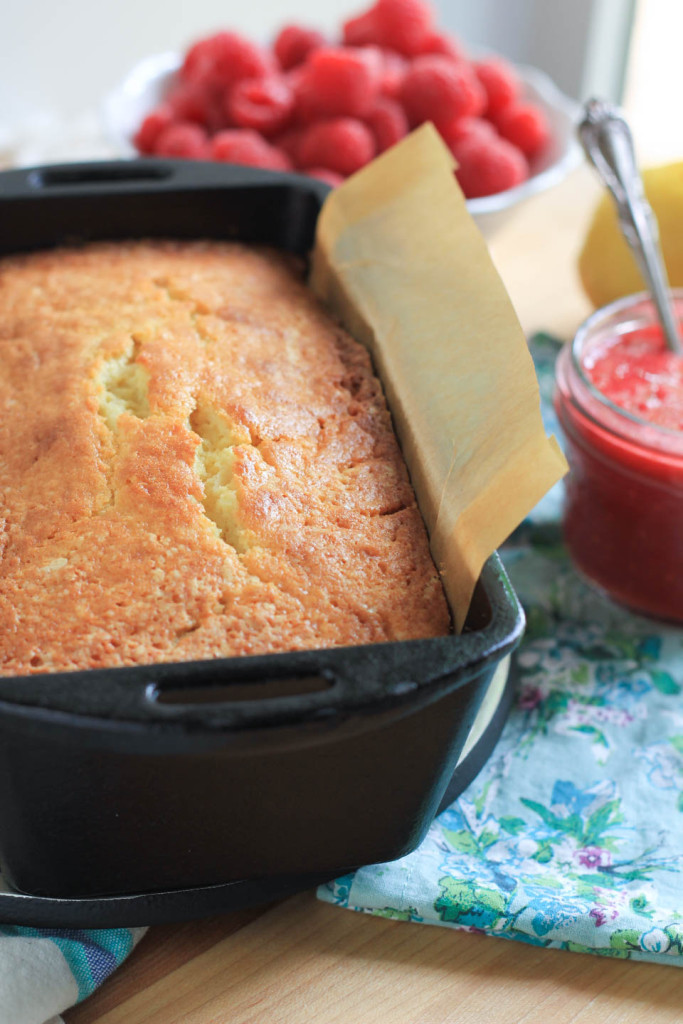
[0,161,524,926]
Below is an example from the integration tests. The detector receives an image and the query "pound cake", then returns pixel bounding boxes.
[0,240,450,675]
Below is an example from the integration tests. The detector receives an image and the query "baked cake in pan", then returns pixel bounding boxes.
[0,241,450,674]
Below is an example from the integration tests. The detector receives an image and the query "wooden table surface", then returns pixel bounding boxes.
[64,167,683,1024]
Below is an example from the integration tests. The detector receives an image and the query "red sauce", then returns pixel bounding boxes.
[554,307,683,624]
[584,326,683,431]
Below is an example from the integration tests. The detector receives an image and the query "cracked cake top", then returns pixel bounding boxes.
[0,240,450,675]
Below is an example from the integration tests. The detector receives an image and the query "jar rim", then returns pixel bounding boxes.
[571,289,683,441]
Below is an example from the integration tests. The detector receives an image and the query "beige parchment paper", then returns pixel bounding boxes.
[310,123,568,630]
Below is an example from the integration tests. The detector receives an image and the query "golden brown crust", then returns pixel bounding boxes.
[0,241,450,675]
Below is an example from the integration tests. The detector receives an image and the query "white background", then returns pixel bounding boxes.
[2,0,682,166]
[1,0,632,124]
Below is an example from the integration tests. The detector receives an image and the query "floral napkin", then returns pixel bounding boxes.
[318,334,683,965]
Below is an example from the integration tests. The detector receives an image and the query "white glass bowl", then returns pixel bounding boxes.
[103,51,581,237]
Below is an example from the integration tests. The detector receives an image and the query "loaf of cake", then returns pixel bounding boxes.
[0,241,450,675]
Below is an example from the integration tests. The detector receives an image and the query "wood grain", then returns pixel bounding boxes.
[64,167,683,1024]
[65,906,270,1023]
[65,892,683,1024]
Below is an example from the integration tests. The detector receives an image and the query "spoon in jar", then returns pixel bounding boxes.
[578,98,683,355]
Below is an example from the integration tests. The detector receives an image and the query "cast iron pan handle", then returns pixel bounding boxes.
[0,557,523,753]
[0,643,477,743]
[0,159,330,200]
[24,162,178,189]
[0,159,330,258]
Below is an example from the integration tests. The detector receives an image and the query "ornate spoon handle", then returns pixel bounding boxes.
[579,98,682,355]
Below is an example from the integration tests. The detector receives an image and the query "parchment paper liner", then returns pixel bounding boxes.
[311,124,567,630]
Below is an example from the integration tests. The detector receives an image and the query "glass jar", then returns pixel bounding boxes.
[554,291,683,623]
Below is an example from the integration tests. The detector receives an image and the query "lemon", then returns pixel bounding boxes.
[578,161,683,308]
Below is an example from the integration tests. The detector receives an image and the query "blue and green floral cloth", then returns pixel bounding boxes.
[318,335,683,966]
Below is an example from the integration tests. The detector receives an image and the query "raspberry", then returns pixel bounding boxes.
[287,65,319,124]
[453,135,528,198]
[227,76,294,135]
[496,103,550,158]
[274,25,325,70]
[182,32,273,89]
[272,127,305,164]
[440,115,497,149]
[211,129,292,170]
[268,147,294,171]
[212,33,275,86]
[365,98,408,152]
[374,0,434,57]
[205,94,232,133]
[167,82,217,125]
[181,36,217,83]
[400,55,485,129]
[298,118,376,176]
[475,58,520,116]
[378,49,408,98]
[303,167,345,187]
[342,9,381,47]
[168,82,227,133]
[419,30,465,61]
[297,47,381,118]
[153,122,210,159]
[133,105,174,154]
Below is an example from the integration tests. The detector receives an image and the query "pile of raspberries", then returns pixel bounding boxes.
[134,0,550,198]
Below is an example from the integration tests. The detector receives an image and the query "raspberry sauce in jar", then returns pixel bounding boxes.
[555,292,683,622]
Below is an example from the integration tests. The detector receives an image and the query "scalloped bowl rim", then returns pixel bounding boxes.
[102,50,583,217]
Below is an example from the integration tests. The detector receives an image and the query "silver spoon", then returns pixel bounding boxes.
[578,98,683,355]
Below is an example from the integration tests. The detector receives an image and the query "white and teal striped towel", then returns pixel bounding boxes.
[0,913,145,1024]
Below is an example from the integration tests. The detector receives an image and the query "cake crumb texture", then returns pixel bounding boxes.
[0,241,450,675]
